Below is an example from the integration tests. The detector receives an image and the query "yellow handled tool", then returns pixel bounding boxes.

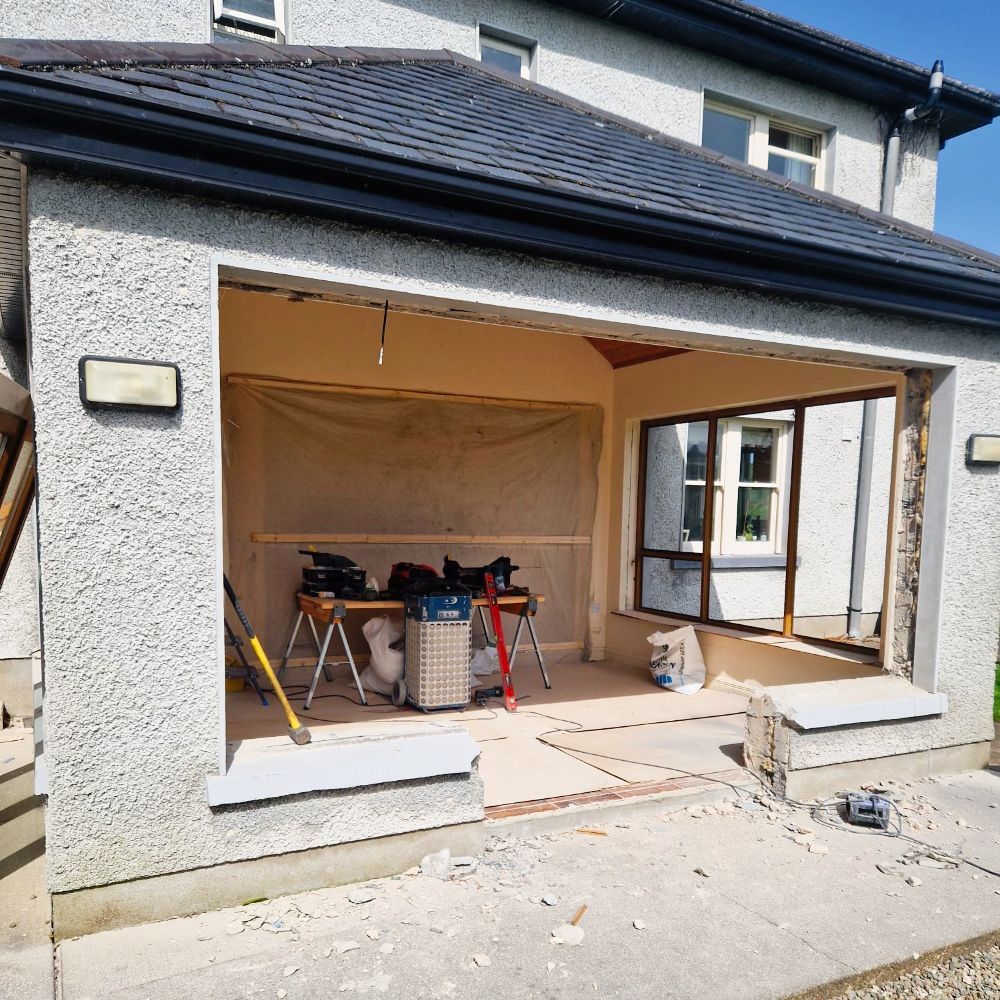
[224,575,311,746]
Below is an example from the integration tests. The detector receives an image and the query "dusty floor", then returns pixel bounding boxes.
[51,768,1000,1000]
[226,656,750,806]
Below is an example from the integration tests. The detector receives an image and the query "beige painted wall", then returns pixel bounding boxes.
[218,288,615,651]
[604,350,905,685]
[220,290,905,687]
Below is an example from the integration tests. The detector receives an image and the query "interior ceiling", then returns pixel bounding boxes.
[585,337,688,368]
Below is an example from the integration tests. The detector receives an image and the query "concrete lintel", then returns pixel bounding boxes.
[207,724,480,807]
[783,741,990,800]
[765,675,948,730]
[52,820,485,940]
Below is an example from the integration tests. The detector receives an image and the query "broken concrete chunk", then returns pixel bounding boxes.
[225,920,245,935]
[334,940,361,954]
[379,943,395,955]
[420,849,452,880]
[906,875,923,887]
[632,919,646,930]
[541,894,558,907]
[366,929,381,940]
[876,863,904,877]
[807,843,829,855]
[472,954,492,967]
[551,924,585,946]
[347,888,376,905]
[693,867,710,878]
[283,966,299,978]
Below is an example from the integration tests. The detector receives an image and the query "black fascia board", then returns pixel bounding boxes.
[1,71,998,329]
[551,0,1000,140]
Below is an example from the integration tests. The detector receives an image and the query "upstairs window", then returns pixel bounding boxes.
[478,27,534,80]
[702,100,825,189]
[212,0,285,43]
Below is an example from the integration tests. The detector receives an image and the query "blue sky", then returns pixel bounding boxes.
[757,0,1000,252]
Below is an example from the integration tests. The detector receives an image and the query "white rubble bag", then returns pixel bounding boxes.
[470,644,499,677]
[360,615,404,696]
[646,626,706,695]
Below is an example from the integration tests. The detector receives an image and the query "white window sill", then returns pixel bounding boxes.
[763,675,947,730]
[611,608,878,663]
[670,555,801,570]
[206,722,480,807]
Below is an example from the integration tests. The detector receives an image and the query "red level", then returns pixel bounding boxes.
[483,571,517,712]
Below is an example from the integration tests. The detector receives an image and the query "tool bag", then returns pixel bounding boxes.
[299,550,367,597]
[387,562,439,596]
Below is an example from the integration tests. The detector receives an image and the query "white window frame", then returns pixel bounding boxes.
[702,98,826,189]
[477,27,534,80]
[212,0,285,42]
[679,417,792,557]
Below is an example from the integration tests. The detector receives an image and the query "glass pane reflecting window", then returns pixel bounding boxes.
[767,153,815,185]
[480,45,524,77]
[223,0,275,17]
[702,107,751,161]
[739,426,774,483]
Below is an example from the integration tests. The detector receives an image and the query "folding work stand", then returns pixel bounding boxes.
[475,595,550,689]
[279,603,368,709]
[225,618,269,706]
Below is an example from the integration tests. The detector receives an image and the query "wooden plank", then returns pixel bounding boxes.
[252,532,589,546]
[297,591,546,613]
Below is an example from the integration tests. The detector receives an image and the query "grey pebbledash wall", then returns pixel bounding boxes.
[0,0,939,228]
[27,170,999,894]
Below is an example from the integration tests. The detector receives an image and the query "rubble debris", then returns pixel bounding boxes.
[541,894,558,907]
[906,875,923,887]
[551,924,585,946]
[472,954,492,967]
[283,966,299,978]
[633,919,646,930]
[808,843,829,855]
[876,863,905,877]
[575,828,607,837]
[693,868,710,878]
[366,929,381,940]
[225,920,245,935]
[348,888,376,905]
[420,849,452,880]
[379,943,395,955]
[334,940,361,954]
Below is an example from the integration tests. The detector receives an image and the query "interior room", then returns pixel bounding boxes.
[219,278,903,812]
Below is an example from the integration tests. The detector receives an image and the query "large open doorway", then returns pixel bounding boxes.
[217,276,903,812]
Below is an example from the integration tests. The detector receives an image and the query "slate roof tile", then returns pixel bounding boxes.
[0,41,996,288]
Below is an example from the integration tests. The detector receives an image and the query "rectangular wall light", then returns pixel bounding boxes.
[79,356,181,412]
[966,434,1000,466]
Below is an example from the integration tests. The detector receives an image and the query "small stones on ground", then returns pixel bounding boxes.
[379,942,395,955]
[225,920,245,935]
[735,799,763,813]
[541,894,558,907]
[348,888,376,905]
[632,919,646,930]
[551,924,585,946]
[905,875,922,887]
[808,843,829,855]
[420,849,452,880]
[367,928,381,940]
[277,991,287,999]
[472,953,492,967]
[693,867,710,878]
[282,966,299,978]
[334,940,361,953]
[430,924,446,934]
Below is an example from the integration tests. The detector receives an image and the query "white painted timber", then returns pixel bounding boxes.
[206,723,480,807]
[765,675,948,730]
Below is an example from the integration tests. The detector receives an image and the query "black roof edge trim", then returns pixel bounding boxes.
[549,0,1000,140]
[2,76,998,329]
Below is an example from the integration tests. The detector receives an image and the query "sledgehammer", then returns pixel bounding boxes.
[224,575,311,746]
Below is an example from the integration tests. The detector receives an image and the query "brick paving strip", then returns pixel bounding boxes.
[785,928,1000,1000]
